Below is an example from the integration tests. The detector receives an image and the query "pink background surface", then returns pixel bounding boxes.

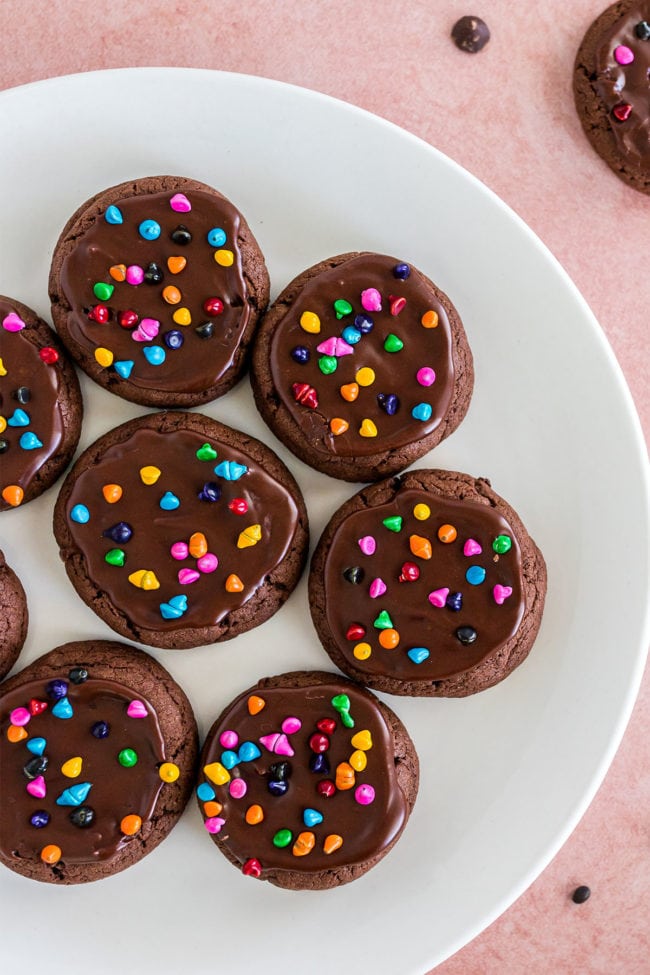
[1,1,648,971]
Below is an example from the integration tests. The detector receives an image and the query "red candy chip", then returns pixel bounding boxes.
[345,623,366,641]
[612,102,632,122]
[88,304,110,323]
[39,347,59,364]
[317,780,336,798]
[399,561,420,582]
[119,309,139,329]
[309,732,330,753]
[228,498,248,515]
[28,699,48,716]
[388,294,407,316]
[242,858,262,877]
[203,297,224,316]
[316,718,336,735]
[292,382,318,409]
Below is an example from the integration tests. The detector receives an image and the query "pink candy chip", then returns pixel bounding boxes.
[127,700,147,719]
[170,541,189,560]
[463,538,482,557]
[316,337,354,357]
[416,366,436,387]
[369,577,387,599]
[132,318,160,342]
[273,733,295,757]
[493,584,513,605]
[125,265,144,286]
[354,784,375,805]
[220,729,239,749]
[10,707,31,726]
[204,816,226,834]
[361,287,382,312]
[614,45,634,65]
[26,775,46,799]
[2,312,26,332]
[229,778,247,800]
[178,568,200,585]
[170,193,192,212]
[358,535,376,556]
[428,587,449,608]
[197,553,218,573]
[281,716,302,735]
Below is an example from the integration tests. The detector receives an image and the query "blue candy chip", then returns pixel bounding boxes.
[214,460,247,481]
[143,345,166,366]
[238,741,261,763]
[26,737,47,756]
[114,360,134,379]
[159,594,188,619]
[466,565,487,586]
[56,782,92,807]
[197,782,216,802]
[19,432,43,450]
[411,402,433,422]
[159,491,180,510]
[8,408,30,427]
[52,696,74,719]
[104,205,123,224]
[303,808,324,828]
[207,227,227,247]
[70,504,90,524]
[407,647,430,665]
[341,326,362,345]
[220,750,240,770]
[139,219,161,240]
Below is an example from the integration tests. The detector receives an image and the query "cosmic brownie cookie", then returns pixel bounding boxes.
[0,296,82,511]
[0,551,28,680]
[574,2,650,193]
[251,253,473,482]
[53,411,308,649]
[196,671,418,889]
[49,175,270,407]
[309,469,546,697]
[0,640,198,884]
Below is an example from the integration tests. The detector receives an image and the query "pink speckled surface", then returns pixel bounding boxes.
[0,1,648,971]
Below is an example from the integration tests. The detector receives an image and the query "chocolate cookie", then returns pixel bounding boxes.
[0,639,198,884]
[251,253,473,482]
[196,671,418,889]
[48,175,270,407]
[574,2,650,194]
[0,296,82,511]
[0,551,28,680]
[53,411,309,649]
[309,469,547,697]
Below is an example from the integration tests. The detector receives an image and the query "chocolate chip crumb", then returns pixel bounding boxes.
[572,885,591,904]
[451,15,490,53]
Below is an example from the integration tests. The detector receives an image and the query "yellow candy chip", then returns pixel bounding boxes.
[353,642,372,661]
[413,503,431,521]
[159,762,180,783]
[0,416,6,433]
[0,358,7,377]
[139,465,161,485]
[350,730,373,751]
[349,749,367,772]
[128,569,160,590]
[214,249,234,267]
[203,762,230,785]
[172,307,192,326]
[237,524,262,548]
[94,347,114,368]
[299,311,321,334]
[356,367,375,387]
[359,418,378,438]
[61,757,83,778]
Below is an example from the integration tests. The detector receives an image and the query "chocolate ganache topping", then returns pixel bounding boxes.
[55,412,302,644]
[0,298,66,507]
[198,676,409,878]
[54,182,258,400]
[268,254,457,458]
[319,487,525,682]
[594,4,650,170]
[0,671,168,868]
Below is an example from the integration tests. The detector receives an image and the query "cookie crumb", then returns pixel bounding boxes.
[571,885,591,904]
[451,15,490,53]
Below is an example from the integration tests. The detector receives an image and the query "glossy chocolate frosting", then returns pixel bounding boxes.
[322,489,524,681]
[60,418,301,635]
[58,188,251,394]
[268,254,455,457]
[0,298,65,499]
[0,674,166,866]
[594,3,650,170]
[198,677,409,876]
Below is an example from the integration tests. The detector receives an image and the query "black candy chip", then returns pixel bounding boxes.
[451,15,490,53]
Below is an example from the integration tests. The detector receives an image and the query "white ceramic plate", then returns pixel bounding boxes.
[0,69,648,975]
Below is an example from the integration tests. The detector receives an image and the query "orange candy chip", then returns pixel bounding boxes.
[378,628,400,649]
[330,418,349,436]
[437,524,457,544]
[7,725,27,743]
[225,574,244,593]
[421,309,439,328]
[335,761,356,791]
[2,485,24,507]
[292,831,315,857]
[40,844,62,865]
[247,695,265,715]
[120,814,142,836]
[323,834,343,855]
[162,285,181,305]
[203,801,223,818]
[167,255,187,274]
[340,382,359,403]
[189,531,208,558]
[245,804,264,825]
[409,534,432,559]
[109,263,127,282]
[102,483,123,503]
